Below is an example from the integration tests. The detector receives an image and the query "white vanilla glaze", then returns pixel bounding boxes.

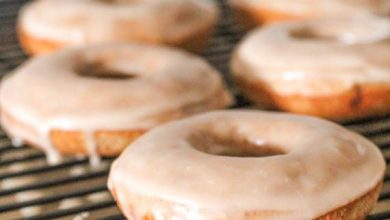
[19,0,218,45]
[233,16,390,96]
[0,44,233,164]
[229,0,390,17]
[108,110,386,220]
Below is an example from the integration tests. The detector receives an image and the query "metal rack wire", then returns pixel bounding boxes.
[0,0,389,219]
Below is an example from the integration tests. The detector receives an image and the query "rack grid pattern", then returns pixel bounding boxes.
[0,0,389,219]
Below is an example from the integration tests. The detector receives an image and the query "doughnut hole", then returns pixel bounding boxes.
[289,27,340,41]
[188,130,286,157]
[289,19,386,44]
[76,61,137,80]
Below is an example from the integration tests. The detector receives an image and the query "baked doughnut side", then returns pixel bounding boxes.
[316,182,382,220]
[18,28,66,56]
[51,130,146,156]
[233,73,390,120]
[108,178,382,220]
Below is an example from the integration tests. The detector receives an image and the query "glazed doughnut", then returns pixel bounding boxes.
[229,0,390,27]
[232,16,390,120]
[18,0,219,55]
[108,110,385,220]
[0,44,233,164]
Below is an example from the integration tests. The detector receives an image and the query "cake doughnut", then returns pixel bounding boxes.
[108,110,385,220]
[229,0,390,27]
[18,0,219,55]
[231,16,390,120]
[0,44,233,164]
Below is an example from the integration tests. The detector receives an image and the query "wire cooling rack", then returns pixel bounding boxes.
[0,0,389,219]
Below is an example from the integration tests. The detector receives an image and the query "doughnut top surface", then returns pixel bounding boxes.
[109,110,385,219]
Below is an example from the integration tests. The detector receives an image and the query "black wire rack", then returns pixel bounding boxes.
[0,0,389,219]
